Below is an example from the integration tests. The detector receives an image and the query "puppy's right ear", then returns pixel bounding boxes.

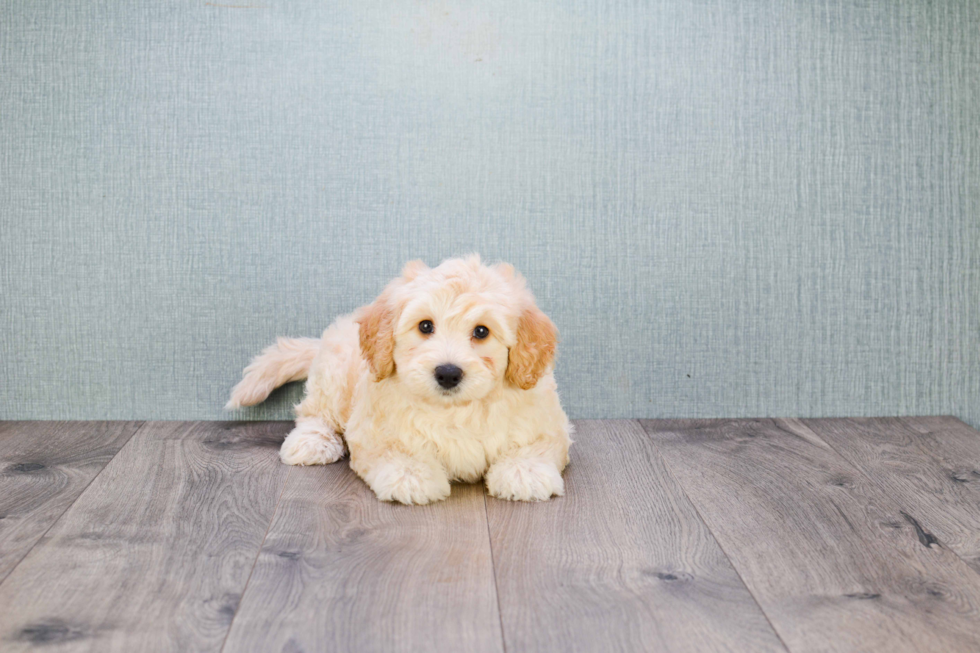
[356,291,397,381]
[357,262,427,381]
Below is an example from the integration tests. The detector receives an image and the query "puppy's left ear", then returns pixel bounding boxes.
[505,305,558,390]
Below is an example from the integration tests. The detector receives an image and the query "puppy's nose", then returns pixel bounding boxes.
[434,364,464,390]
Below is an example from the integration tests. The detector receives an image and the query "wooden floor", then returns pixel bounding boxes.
[2,419,980,652]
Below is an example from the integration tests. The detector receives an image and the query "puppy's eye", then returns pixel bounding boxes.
[418,320,434,334]
[473,325,490,340]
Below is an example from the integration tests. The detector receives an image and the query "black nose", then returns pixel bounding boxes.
[434,364,464,390]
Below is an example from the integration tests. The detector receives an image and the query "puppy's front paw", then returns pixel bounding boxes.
[365,457,451,505]
[280,417,346,466]
[486,458,564,502]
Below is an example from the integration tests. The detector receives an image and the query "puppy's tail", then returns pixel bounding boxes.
[226,337,321,409]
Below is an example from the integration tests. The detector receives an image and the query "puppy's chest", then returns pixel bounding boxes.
[421,419,507,480]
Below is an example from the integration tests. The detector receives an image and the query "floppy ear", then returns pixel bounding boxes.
[356,262,427,381]
[356,261,427,381]
[505,305,558,390]
[356,291,397,381]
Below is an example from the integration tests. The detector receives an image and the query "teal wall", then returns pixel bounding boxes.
[2,1,978,426]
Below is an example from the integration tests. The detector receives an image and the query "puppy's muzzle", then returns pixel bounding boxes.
[434,364,464,390]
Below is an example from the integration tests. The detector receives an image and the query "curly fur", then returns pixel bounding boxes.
[227,255,572,505]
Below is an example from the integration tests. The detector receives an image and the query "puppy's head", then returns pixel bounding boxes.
[356,256,557,404]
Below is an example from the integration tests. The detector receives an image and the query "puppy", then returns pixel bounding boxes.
[227,255,572,504]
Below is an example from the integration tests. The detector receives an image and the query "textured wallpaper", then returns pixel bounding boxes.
[1,1,978,426]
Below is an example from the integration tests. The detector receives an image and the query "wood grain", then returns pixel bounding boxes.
[642,418,980,653]
[802,416,980,575]
[485,420,786,653]
[222,462,504,653]
[0,421,141,583]
[0,421,292,652]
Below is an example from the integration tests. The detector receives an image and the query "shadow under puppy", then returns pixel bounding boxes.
[227,255,572,505]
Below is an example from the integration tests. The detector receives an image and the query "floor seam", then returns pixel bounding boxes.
[219,464,292,653]
[635,419,793,653]
[0,420,146,588]
[796,417,980,582]
[483,486,508,653]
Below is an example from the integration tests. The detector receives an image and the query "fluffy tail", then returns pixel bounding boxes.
[226,337,321,409]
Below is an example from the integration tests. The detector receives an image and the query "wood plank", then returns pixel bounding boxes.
[803,416,980,575]
[0,421,292,652]
[222,462,504,653]
[0,421,141,583]
[641,418,980,653]
[485,420,786,653]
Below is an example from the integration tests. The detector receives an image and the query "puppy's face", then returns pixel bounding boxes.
[393,289,511,403]
[357,257,557,405]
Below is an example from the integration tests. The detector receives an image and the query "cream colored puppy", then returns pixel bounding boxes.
[227,256,572,505]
